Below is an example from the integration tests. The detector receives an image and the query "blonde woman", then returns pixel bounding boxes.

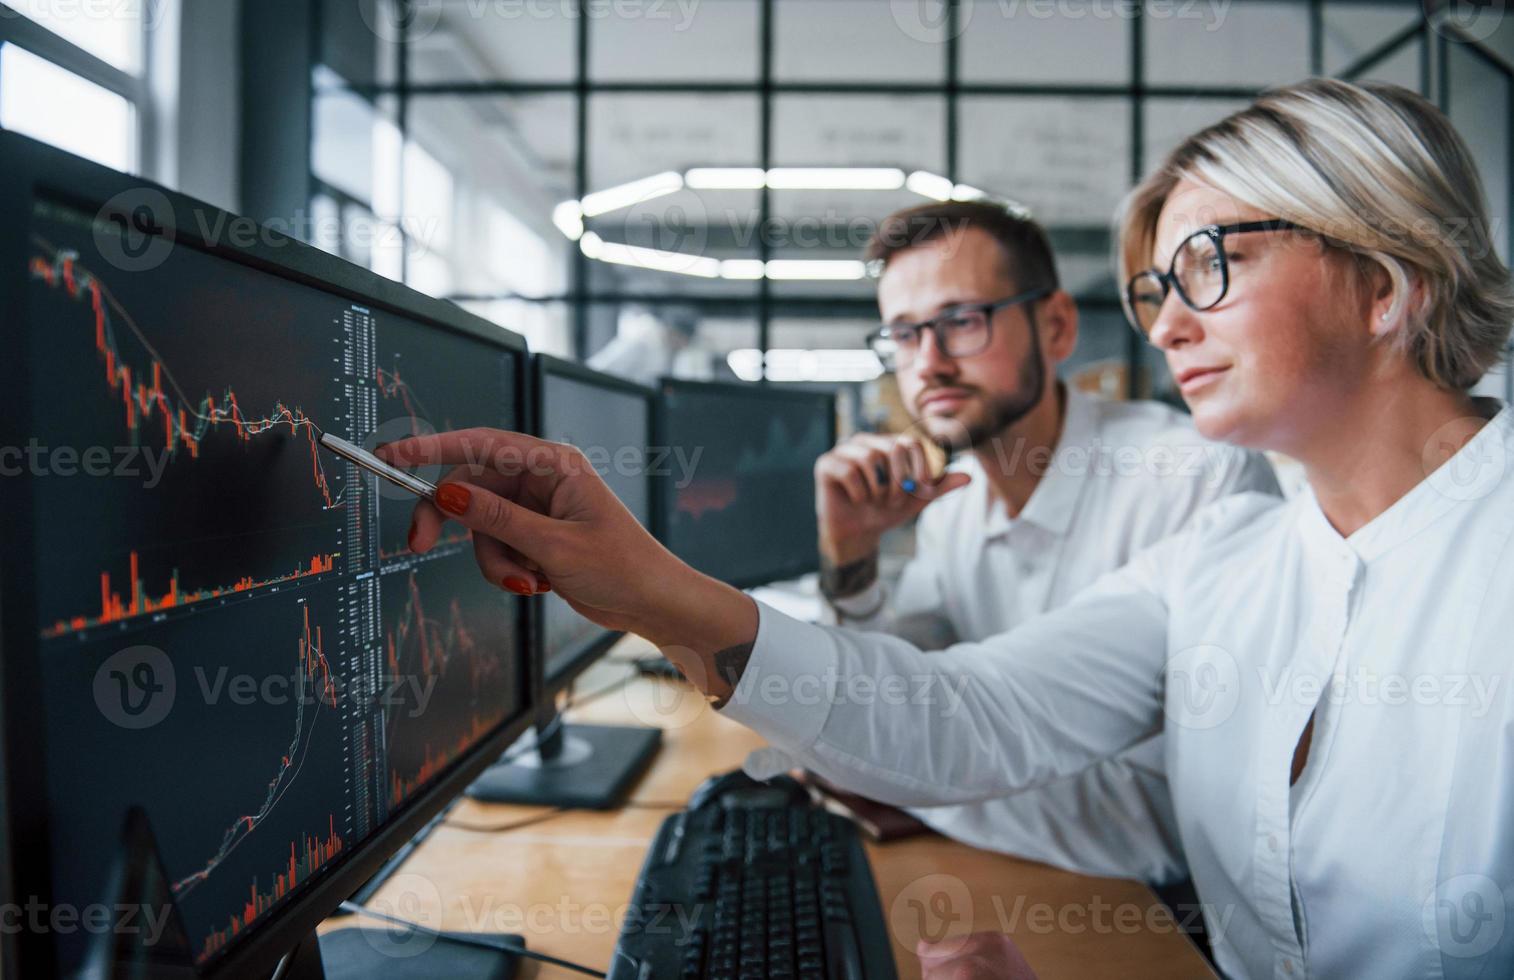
[383,79,1514,979]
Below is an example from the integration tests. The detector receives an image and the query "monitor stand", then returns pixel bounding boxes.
[281,927,521,980]
[466,705,662,809]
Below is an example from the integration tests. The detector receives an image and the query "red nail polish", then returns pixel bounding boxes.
[436,483,470,516]
[502,576,533,596]
[535,577,552,594]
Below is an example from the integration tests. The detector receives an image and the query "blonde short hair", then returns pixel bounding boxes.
[1117,78,1514,390]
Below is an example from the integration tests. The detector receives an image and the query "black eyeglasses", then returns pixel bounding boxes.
[1123,219,1306,338]
[867,285,1053,370]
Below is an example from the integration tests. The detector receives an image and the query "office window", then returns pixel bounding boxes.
[1144,1,1310,88]
[458,299,573,359]
[1449,47,1511,264]
[9,0,143,73]
[1350,39,1422,91]
[1322,2,1422,75]
[591,0,760,81]
[774,0,946,83]
[306,0,1514,385]
[586,94,760,299]
[769,95,943,300]
[958,96,1130,226]
[0,43,135,171]
[1140,96,1250,174]
[960,0,1129,84]
[412,0,578,84]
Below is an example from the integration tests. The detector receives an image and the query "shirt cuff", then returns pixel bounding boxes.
[826,579,886,621]
[719,600,838,751]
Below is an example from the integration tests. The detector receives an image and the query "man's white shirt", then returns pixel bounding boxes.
[731,401,1514,980]
[825,386,1279,883]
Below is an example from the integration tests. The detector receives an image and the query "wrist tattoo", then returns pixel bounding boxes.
[710,640,756,708]
[820,552,879,600]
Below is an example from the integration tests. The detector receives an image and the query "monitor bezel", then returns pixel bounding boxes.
[530,354,656,700]
[652,377,838,591]
[0,130,536,980]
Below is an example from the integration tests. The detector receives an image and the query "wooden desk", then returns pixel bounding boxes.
[332,638,1217,979]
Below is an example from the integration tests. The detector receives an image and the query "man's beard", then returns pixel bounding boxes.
[923,350,1045,453]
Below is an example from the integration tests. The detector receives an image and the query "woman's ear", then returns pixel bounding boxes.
[1367,259,1418,339]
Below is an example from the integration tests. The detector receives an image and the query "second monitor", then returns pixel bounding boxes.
[655,379,837,589]
[468,355,661,809]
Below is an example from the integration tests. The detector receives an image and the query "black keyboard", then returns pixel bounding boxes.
[608,777,898,979]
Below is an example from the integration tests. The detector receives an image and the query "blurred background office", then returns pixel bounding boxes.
[4,0,1511,430]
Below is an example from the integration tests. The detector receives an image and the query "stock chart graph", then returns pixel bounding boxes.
[30,198,523,971]
[661,384,832,585]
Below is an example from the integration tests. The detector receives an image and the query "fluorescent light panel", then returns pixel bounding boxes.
[579,170,683,217]
[766,167,905,190]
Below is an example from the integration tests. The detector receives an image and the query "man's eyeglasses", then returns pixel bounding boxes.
[867,285,1053,370]
[1123,219,1306,338]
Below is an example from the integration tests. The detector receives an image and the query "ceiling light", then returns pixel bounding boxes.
[552,200,584,240]
[579,170,683,217]
[766,168,905,191]
[685,167,767,190]
[905,171,955,201]
[764,259,867,280]
[719,259,766,280]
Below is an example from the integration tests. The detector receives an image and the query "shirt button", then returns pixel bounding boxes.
[1267,834,1280,853]
[1282,957,1295,974]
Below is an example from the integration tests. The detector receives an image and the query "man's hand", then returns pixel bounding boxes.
[814,433,970,593]
[918,933,1038,980]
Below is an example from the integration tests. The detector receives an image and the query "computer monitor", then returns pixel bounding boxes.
[0,132,534,979]
[467,355,661,810]
[654,379,837,589]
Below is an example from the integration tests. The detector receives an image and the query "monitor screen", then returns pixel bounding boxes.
[537,362,651,684]
[658,381,835,588]
[24,197,526,971]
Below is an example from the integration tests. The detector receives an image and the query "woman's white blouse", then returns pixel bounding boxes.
[723,405,1514,980]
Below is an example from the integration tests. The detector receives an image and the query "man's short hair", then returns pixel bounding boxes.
[864,200,1060,293]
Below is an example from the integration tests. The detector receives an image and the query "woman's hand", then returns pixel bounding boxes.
[376,428,757,695]
[918,934,1038,980]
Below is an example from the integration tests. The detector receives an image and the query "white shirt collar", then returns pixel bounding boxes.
[977,384,1096,541]
[1296,399,1511,565]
